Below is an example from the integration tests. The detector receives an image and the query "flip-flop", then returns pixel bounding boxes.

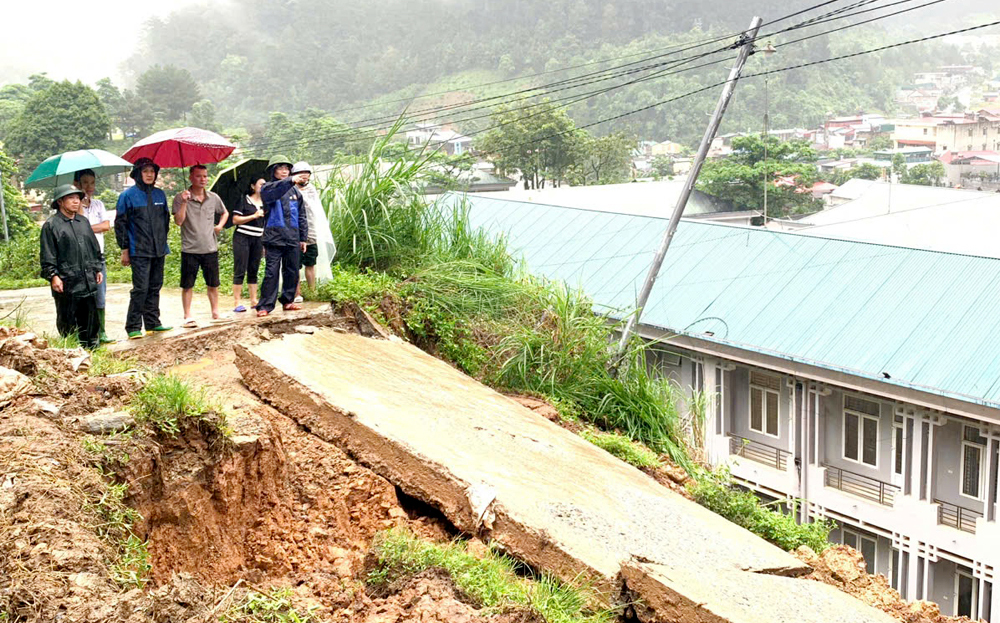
[256,310,269,317]
[234,305,247,313]
[182,318,198,329]
[282,303,303,311]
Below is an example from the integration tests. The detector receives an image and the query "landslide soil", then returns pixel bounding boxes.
[0,318,529,623]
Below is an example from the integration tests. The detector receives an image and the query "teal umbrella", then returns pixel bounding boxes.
[24,149,134,189]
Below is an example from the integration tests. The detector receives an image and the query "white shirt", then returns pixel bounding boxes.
[82,197,113,253]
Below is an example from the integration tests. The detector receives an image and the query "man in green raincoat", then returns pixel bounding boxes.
[39,184,104,349]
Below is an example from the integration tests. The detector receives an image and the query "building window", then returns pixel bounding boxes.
[923,128,928,135]
[892,415,904,476]
[844,395,879,467]
[749,371,780,437]
[961,425,987,500]
[955,566,979,619]
[843,529,876,574]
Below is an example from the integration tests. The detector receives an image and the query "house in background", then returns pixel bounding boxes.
[445,191,1000,622]
[406,123,473,156]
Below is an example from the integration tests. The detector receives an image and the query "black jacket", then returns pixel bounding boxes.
[260,178,308,247]
[114,182,171,258]
[39,211,104,298]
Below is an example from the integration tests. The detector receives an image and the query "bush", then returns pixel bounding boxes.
[689,468,832,552]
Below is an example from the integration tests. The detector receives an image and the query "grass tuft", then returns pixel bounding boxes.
[367,528,617,623]
[130,374,230,440]
[88,347,142,377]
[82,478,151,589]
[579,429,661,469]
[220,588,315,623]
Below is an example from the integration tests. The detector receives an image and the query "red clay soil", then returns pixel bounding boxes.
[0,323,490,622]
[796,545,975,623]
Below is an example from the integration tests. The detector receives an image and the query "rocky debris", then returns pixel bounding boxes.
[0,365,31,407]
[294,325,318,334]
[795,546,974,623]
[77,407,135,434]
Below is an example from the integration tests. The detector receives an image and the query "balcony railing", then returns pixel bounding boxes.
[934,499,982,534]
[823,464,898,507]
[729,435,791,471]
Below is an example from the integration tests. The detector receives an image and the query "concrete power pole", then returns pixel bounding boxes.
[615,16,763,356]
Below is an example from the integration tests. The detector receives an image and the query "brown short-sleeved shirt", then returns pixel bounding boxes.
[172,189,226,254]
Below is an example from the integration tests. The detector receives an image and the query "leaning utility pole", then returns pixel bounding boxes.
[615,16,763,355]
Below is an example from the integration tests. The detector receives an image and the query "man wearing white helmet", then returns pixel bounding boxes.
[290,161,334,301]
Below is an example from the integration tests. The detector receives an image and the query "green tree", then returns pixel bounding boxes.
[189,99,219,132]
[867,135,893,151]
[478,100,584,189]
[27,73,55,92]
[902,161,945,186]
[4,81,111,173]
[118,89,155,138]
[573,132,634,185]
[0,148,37,239]
[650,155,674,177]
[697,135,820,218]
[136,64,201,121]
[891,153,907,181]
[832,162,884,184]
[95,78,125,138]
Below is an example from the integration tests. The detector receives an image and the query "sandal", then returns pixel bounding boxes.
[256,310,269,317]
[182,318,198,328]
[234,305,247,313]
[282,303,303,311]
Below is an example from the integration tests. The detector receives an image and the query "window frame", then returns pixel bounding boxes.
[843,395,880,468]
[892,416,905,477]
[842,528,877,575]
[749,371,781,439]
[954,566,979,620]
[960,425,986,501]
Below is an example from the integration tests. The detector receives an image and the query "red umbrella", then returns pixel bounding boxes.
[122,127,236,168]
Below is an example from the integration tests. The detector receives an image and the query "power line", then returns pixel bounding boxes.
[252,0,924,155]
[322,0,862,120]
[495,18,1000,153]
[249,0,972,158]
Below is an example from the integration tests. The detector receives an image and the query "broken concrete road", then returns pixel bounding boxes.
[236,329,894,621]
[622,560,897,623]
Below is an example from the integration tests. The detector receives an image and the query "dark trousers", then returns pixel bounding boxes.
[256,245,300,312]
[54,293,99,349]
[126,255,165,332]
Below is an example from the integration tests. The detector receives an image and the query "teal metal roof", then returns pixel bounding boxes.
[442,192,1000,410]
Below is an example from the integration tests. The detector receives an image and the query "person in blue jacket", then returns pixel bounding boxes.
[255,155,308,316]
[114,157,173,338]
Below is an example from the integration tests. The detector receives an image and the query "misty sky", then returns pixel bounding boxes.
[2,0,206,86]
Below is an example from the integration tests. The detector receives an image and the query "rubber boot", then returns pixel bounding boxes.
[97,309,115,344]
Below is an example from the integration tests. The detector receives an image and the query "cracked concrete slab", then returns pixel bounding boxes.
[622,560,898,623]
[235,329,808,591]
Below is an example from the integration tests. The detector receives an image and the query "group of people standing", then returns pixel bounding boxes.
[39,154,330,348]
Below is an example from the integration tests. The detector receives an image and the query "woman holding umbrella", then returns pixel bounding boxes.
[230,176,266,312]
